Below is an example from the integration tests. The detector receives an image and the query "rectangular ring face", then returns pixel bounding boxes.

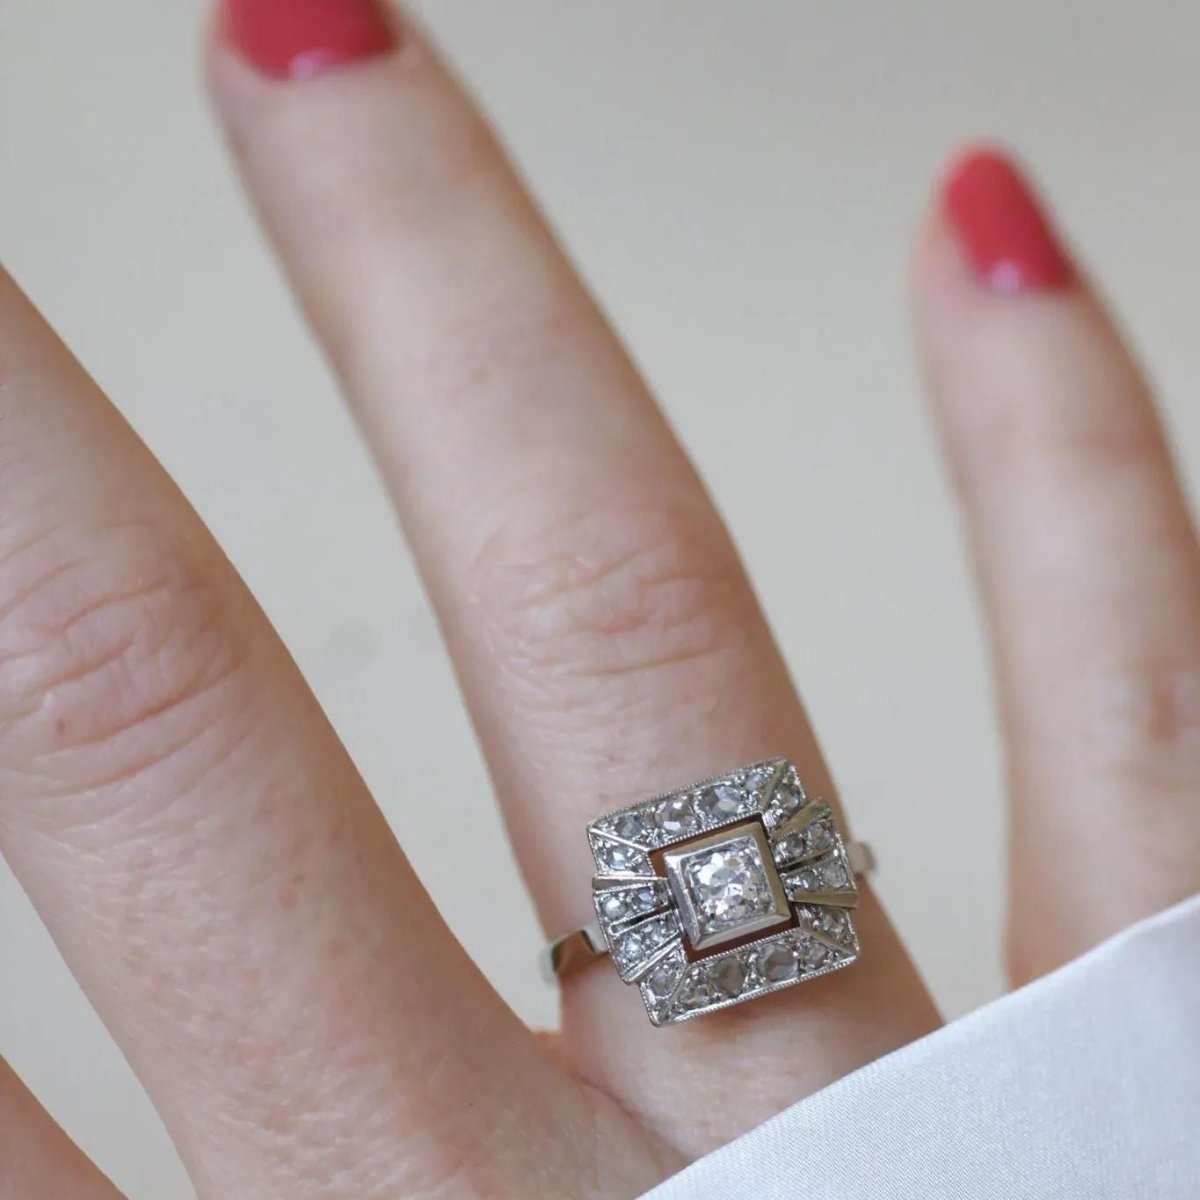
[585,758,863,1024]
[663,822,791,951]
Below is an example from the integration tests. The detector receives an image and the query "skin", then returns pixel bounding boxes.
[3,14,1199,1200]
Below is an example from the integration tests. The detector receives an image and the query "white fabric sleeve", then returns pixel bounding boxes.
[641,894,1200,1199]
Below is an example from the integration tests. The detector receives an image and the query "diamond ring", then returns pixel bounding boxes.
[541,758,872,1026]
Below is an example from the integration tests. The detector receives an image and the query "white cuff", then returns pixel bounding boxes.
[642,894,1200,1199]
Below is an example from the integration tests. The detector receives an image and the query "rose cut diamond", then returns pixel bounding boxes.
[696,783,743,823]
[754,942,799,983]
[656,795,698,838]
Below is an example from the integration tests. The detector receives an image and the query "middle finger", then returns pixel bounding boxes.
[209,3,939,1154]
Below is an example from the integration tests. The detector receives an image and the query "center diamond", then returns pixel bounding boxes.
[663,822,791,951]
[685,837,774,932]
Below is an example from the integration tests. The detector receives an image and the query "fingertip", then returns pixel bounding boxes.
[201,5,262,123]
[910,141,1090,401]
[938,139,1025,197]
[936,143,1078,296]
[908,170,982,389]
[210,0,400,83]
[909,197,968,310]
[201,0,417,127]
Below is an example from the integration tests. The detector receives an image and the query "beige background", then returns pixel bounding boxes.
[4,1,1200,1195]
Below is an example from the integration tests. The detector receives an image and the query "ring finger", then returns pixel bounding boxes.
[209,0,939,1155]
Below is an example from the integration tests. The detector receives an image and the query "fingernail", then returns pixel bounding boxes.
[220,0,399,81]
[941,147,1075,295]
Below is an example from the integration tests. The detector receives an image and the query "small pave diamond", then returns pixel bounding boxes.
[786,872,819,899]
[772,782,804,819]
[773,834,805,865]
[803,940,832,971]
[677,971,711,1010]
[797,905,855,946]
[591,837,650,874]
[819,910,853,943]
[710,956,748,998]
[656,795,698,838]
[598,842,632,870]
[608,913,678,981]
[741,764,777,802]
[754,942,799,982]
[822,860,850,888]
[613,812,650,842]
[616,932,644,967]
[805,818,835,855]
[782,848,855,899]
[647,961,676,998]
[773,808,838,863]
[696,783,743,823]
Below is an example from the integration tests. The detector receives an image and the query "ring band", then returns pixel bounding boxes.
[541,758,871,1026]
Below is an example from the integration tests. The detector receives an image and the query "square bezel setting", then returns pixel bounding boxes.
[585,757,863,1025]
[663,822,791,951]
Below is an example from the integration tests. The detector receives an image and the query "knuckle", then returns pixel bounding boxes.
[408,299,575,418]
[1072,658,1200,793]
[1035,657,1200,887]
[944,362,1163,503]
[1023,414,1160,482]
[338,267,581,426]
[0,519,248,801]
[396,107,505,222]
[466,496,756,707]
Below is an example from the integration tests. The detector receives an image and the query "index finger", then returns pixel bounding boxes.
[0,270,652,1199]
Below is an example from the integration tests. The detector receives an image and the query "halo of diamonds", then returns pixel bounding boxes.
[588,758,861,1025]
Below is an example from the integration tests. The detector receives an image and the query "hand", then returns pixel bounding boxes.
[4,5,1198,1199]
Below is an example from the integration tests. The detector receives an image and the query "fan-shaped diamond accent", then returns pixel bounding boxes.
[607,912,681,982]
[589,832,653,876]
[593,878,671,936]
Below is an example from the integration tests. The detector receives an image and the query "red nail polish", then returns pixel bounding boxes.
[941,147,1075,294]
[221,0,398,81]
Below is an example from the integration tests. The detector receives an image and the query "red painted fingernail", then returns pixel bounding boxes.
[941,147,1075,294]
[220,0,399,81]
